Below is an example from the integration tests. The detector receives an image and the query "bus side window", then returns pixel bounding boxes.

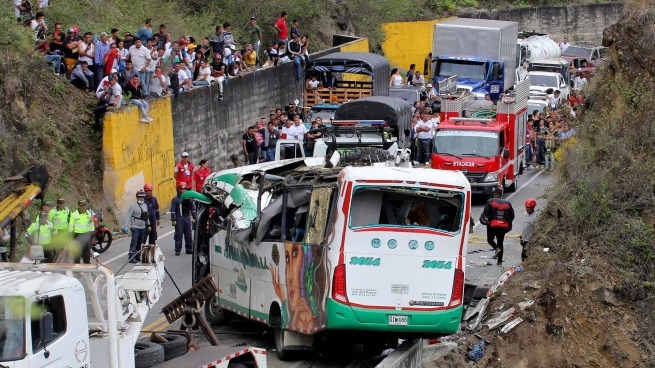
[305,188,335,245]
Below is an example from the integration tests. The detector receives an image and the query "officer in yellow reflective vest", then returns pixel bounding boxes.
[68,199,95,264]
[26,212,56,262]
[49,198,71,262]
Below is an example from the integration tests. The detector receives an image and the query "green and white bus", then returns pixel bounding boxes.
[186,158,472,359]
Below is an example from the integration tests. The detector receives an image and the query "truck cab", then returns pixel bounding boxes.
[433,56,505,100]
[431,79,530,197]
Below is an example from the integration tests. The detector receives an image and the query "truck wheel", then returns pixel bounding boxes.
[134,340,165,368]
[204,297,230,326]
[272,316,295,361]
[506,175,517,193]
[154,334,188,361]
[227,363,249,368]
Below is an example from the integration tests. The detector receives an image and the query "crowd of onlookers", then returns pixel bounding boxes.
[13,1,313,124]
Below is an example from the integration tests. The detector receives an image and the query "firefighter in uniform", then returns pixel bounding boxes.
[520,198,537,261]
[49,198,71,262]
[26,212,56,262]
[481,188,515,265]
[68,199,95,264]
[170,182,196,256]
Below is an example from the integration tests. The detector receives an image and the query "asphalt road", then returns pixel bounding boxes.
[99,167,551,367]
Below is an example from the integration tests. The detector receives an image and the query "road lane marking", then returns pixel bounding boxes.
[139,316,171,338]
[104,230,175,264]
[472,170,544,231]
[288,361,307,368]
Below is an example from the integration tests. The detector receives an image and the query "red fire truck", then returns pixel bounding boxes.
[431,79,529,197]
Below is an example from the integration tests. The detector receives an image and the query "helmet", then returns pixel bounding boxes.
[525,198,537,208]
[177,182,189,190]
[136,190,146,197]
[144,183,153,191]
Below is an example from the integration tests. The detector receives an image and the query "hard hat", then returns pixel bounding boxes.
[144,183,153,191]
[525,198,537,208]
[136,190,146,197]
[178,182,189,190]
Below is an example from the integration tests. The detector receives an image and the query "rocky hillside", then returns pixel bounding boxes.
[431,7,655,367]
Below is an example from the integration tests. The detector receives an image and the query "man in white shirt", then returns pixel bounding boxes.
[174,62,192,93]
[559,37,570,53]
[280,119,299,159]
[78,32,95,74]
[128,38,152,95]
[415,113,435,164]
[573,72,587,90]
[193,59,211,86]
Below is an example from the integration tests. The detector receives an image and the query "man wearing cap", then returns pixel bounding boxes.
[171,183,196,256]
[123,32,135,49]
[94,31,111,88]
[49,198,71,262]
[123,190,150,262]
[63,27,81,78]
[174,152,195,188]
[68,199,94,264]
[248,16,263,54]
[143,184,160,244]
[26,213,56,263]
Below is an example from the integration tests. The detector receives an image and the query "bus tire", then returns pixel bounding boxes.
[205,297,230,326]
[134,340,165,368]
[272,316,294,361]
[469,286,490,308]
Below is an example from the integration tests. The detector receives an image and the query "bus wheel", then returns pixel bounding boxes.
[204,297,230,326]
[272,316,295,361]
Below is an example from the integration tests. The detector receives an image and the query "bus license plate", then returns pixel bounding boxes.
[388,315,408,325]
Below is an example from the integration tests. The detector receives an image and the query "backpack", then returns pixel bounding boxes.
[489,199,512,230]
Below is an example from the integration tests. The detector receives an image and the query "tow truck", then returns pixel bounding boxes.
[0,168,266,368]
[430,78,529,197]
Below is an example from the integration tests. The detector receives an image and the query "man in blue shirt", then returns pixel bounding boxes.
[94,32,111,89]
[137,18,153,44]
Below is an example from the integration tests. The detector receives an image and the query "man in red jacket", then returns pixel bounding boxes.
[193,159,211,192]
[174,152,194,188]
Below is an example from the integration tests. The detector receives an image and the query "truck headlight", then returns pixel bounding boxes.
[483,171,499,182]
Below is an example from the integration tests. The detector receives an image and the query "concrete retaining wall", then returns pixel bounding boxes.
[103,37,369,213]
[376,339,423,368]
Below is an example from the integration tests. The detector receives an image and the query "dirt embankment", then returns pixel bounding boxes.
[0,51,111,223]
[431,11,655,368]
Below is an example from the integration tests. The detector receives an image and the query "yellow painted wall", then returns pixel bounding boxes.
[103,98,177,217]
[339,38,372,83]
[381,17,455,73]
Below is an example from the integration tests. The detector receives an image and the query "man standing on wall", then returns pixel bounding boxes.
[480,188,515,265]
[174,152,195,188]
[143,183,160,245]
[171,183,196,256]
[274,11,288,46]
[248,16,263,55]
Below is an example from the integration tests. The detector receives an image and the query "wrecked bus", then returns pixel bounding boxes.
[186,158,472,360]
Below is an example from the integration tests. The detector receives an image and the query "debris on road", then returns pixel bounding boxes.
[518,300,535,310]
[485,308,516,330]
[467,340,487,361]
[500,317,523,333]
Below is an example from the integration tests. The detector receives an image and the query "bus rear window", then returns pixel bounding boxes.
[348,187,463,232]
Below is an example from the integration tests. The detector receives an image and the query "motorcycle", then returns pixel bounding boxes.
[91,210,113,253]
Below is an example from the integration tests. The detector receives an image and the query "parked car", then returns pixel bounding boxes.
[562,44,609,66]
[527,71,570,101]
[561,55,598,80]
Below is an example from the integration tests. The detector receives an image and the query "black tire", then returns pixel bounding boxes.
[134,340,165,368]
[228,363,249,368]
[154,334,188,361]
[273,316,294,361]
[204,297,230,326]
[92,228,112,253]
[469,286,490,309]
[506,175,517,193]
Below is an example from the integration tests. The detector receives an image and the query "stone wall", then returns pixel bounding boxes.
[460,3,623,44]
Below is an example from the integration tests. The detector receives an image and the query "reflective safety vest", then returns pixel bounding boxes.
[49,207,71,230]
[27,221,55,245]
[68,210,94,233]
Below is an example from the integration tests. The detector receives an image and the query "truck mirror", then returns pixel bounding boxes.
[40,311,54,349]
[503,149,510,159]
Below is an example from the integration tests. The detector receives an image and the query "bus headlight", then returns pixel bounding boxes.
[483,171,499,182]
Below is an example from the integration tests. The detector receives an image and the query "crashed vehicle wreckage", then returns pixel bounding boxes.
[182,154,475,360]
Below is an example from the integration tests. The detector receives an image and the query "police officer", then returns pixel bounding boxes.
[481,188,515,265]
[170,182,196,256]
[49,198,71,262]
[26,212,55,262]
[520,198,537,261]
[143,183,160,245]
[68,199,95,264]
[123,190,150,263]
